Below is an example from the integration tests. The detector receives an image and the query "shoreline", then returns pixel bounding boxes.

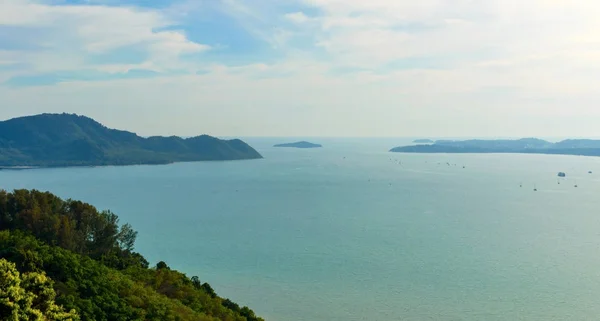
[0,157,264,171]
[389,150,598,157]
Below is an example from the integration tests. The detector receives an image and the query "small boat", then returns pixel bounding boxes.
[574,180,578,188]
[589,171,593,174]
[534,184,538,191]
[558,172,566,177]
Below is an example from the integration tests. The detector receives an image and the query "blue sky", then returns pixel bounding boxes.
[1,0,599,137]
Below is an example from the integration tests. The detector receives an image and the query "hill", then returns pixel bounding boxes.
[0,189,264,321]
[390,138,600,156]
[273,141,322,148]
[0,113,262,167]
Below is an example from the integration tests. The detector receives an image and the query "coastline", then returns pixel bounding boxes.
[0,157,264,171]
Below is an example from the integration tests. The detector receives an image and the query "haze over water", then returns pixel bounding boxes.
[2,138,600,321]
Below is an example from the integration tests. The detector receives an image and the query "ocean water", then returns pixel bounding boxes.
[2,138,600,321]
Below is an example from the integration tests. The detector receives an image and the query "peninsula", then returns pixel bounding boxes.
[391,138,600,157]
[0,113,263,167]
[274,141,322,148]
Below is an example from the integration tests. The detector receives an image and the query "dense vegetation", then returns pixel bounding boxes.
[0,113,262,167]
[391,138,600,156]
[0,189,264,321]
[0,258,79,321]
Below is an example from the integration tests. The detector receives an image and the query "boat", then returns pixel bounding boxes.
[534,184,538,192]
[558,172,566,177]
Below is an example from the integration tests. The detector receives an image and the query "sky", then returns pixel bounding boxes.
[0,0,599,137]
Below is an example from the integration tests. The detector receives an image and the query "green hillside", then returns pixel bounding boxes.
[0,114,262,167]
[0,189,264,321]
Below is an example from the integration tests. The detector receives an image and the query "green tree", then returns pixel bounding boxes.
[0,189,265,321]
[0,258,79,321]
[155,261,169,270]
[117,223,137,252]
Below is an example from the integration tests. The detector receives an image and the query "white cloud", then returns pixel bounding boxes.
[297,0,600,65]
[2,0,600,136]
[0,0,209,73]
[3,63,600,137]
[285,12,309,23]
[217,0,299,49]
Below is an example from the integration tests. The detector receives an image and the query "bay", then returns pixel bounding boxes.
[1,138,600,321]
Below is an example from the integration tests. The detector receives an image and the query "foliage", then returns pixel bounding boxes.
[0,189,148,270]
[0,190,264,321]
[122,265,262,321]
[0,258,79,321]
[0,113,262,167]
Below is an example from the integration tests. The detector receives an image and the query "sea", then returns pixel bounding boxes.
[2,137,600,321]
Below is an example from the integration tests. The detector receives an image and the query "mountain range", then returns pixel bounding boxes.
[0,113,262,167]
[391,138,600,156]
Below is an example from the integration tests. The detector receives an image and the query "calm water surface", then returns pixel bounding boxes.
[2,138,600,321]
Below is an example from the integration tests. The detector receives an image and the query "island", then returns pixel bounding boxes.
[274,141,322,148]
[413,139,434,144]
[0,113,263,167]
[0,189,264,321]
[390,138,600,157]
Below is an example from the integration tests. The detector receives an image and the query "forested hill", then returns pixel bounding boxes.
[391,138,600,156]
[0,113,262,167]
[0,189,264,321]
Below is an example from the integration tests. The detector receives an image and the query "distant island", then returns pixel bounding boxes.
[413,139,434,144]
[274,141,322,148]
[0,113,263,167]
[391,138,600,156]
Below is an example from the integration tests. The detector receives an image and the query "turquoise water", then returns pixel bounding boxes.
[2,138,600,320]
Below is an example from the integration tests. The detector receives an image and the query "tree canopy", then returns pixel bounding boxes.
[0,189,264,321]
[0,258,79,321]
